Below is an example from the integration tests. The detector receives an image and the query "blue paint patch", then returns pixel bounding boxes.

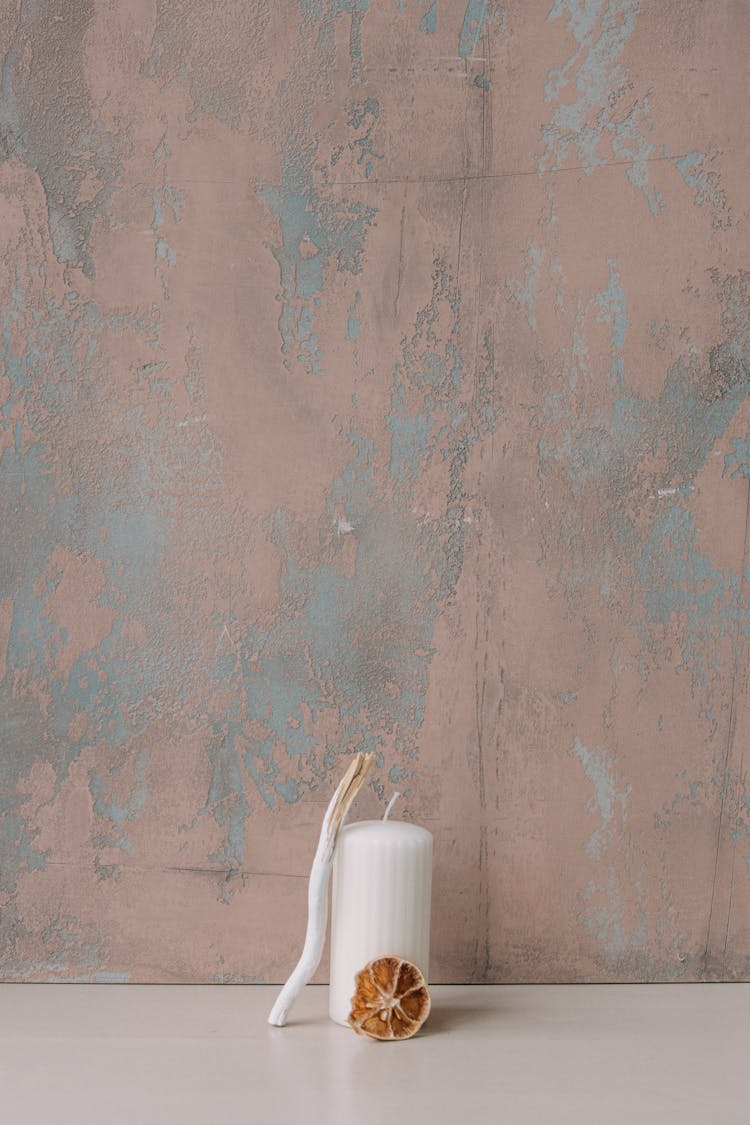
[0,282,272,894]
[259,154,376,373]
[420,2,438,34]
[577,867,663,975]
[676,151,705,184]
[257,1,379,372]
[347,291,362,341]
[474,73,492,91]
[348,98,379,130]
[89,747,151,856]
[596,260,628,351]
[458,0,504,59]
[570,753,666,974]
[153,135,170,165]
[155,238,176,267]
[274,778,301,803]
[666,147,728,226]
[595,259,628,388]
[347,98,383,181]
[151,184,185,229]
[571,738,631,860]
[538,265,750,717]
[724,433,750,479]
[636,505,749,690]
[579,870,627,956]
[541,2,662,215]
[506,241,544,334]
[300,0,371,74]
[0,2,122,277]
[258,106,377,374]
[0,294,171,787]
[655,770,709,833]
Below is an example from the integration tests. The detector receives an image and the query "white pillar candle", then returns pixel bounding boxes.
[329,818,433,1025]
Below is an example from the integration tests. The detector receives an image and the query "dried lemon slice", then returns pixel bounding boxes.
[348,956,431,1041]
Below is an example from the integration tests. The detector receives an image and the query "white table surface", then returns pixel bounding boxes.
[0,983,746,1124]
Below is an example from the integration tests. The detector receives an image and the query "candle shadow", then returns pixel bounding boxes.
[420,1000,503,1037]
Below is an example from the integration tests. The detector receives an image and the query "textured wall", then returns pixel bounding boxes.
[1,0,748,984]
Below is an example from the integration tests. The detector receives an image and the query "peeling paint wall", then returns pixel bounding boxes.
[0,1,748,983]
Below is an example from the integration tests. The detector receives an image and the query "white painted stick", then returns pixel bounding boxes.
[267,752,374,1027]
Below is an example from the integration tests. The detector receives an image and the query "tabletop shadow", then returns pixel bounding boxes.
[421,999,505,1037]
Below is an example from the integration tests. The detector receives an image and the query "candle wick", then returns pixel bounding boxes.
[383,792,400,821]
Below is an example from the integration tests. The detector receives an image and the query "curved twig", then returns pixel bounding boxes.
[267,752,374,1026]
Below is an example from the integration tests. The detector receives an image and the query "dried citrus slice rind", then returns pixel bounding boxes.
[348,955,431,1041]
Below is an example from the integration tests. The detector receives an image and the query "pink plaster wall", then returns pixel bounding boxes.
[0,0,749,983]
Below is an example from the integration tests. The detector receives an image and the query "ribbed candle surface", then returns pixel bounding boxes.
[329,819,433,1025]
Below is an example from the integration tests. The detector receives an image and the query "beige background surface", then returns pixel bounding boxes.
[0,0,748,982]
